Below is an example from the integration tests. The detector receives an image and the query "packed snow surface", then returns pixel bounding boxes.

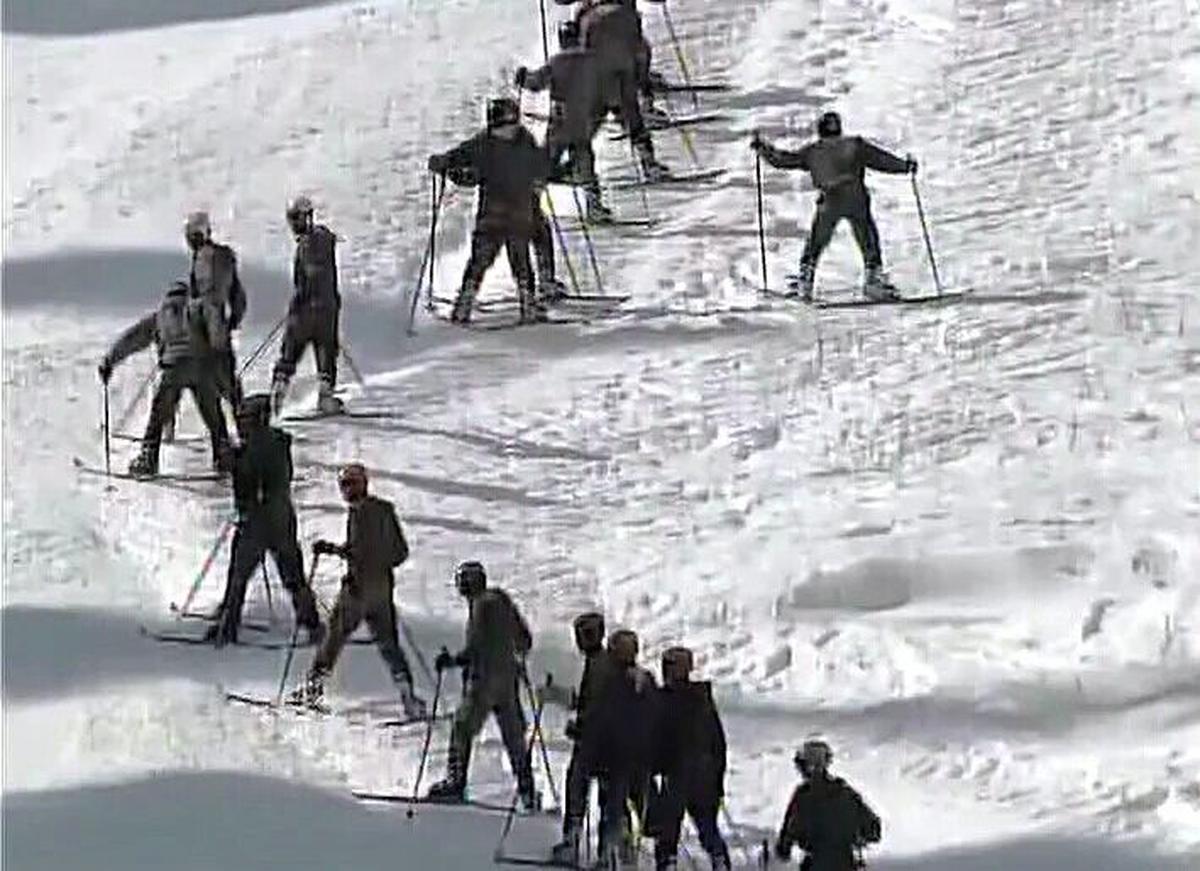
[4,0,1199,868]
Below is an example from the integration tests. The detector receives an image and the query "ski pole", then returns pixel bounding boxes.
[102,383,112,476]
[238,314,287,377]
[539,0,550,63]
[494,672,551,859]
[428,173,443,312]
[113,366,157,436]
[661,2,699,112]
[412,665,444,799]
[523,669,560,809]
[395,606,436,689]
[910,173,944,297]
[545,193,583,298]
[173,518,236,617]
[339,343,368,389]
[409,172,447,330]
[275,551,320,702]
[626,138,654,224]
[755,149,769,292]
[568,185,604,296]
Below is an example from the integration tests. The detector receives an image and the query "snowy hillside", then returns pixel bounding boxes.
[4,0,1200,868]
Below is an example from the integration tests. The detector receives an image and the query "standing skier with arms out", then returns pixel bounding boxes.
[751,112,917,301]
[271,196,344,417]
[205,394,323,647]
[185,210,247,409]
[648,646,731,871]
[98,280,232,478]
[518,19,613,225]
[428,98,553,325]
[774,739,882,870]
[427,561,539,810]
[291,463,427,719]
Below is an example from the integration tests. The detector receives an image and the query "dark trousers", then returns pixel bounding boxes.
[310,584,412,685]
[531,210,556,287]
[447,675,531,791]
[548,136,598,189]
[217,512,320,638]
[801,191,883,269]
[454,227,537,318]
[652,779,730,870]
[273,305,339,387]
[142,362,229,462]
[601,66,649,146]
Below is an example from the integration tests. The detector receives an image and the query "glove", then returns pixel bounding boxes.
[906,154,918,175]
[435,647,456,672]
[775,841,792,862]
[312,539,341,557]
[514,66,528,88]
[749,131,765,152]
[564,718,580,741]
[428,154,448,175]
[97,358,113,384]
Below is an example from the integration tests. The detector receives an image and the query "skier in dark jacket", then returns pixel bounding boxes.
[751,112,918,301]
[292,463,427,718]
[576,627,657,867]
[775,740,882,871]
[185,210,246,409]
[205,393,322,647]
[98,279,232,477]
[428,98,553,325]
[428,561,538,809]
[271,196,344,417]
[547,611,622,864]
[518,20,613,224]
[648,646,731,871]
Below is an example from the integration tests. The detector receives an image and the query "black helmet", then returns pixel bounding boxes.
[487,97,520,130]
[794,739,833,776]
[661,645,694,684]
[607,628,639,667]
[572,612,605,654]
[455,560,487,597]
[165,279,189,298]
[235,393,272,427]
[558,19,581,48]
[816,111,842,138]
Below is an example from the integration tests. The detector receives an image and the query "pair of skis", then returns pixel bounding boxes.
[225,691,452,728]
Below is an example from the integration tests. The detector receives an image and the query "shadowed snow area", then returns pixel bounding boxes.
[2,0,344,36]
[4,0,1200,866]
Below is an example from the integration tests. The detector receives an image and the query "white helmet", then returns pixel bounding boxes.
[184,210,211,238]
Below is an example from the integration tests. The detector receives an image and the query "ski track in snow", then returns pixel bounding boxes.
[4,0,1200,866]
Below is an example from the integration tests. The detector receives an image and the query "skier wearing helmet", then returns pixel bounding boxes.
[184,209,246,408]
[427,561,537,809]
[774,739,882,870]
[291,463,427,719]
[271,195,344,417]
[428,97,553,325]
[205,393,322,647]
[751,111,917,301]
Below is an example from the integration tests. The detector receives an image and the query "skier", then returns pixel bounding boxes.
[517,19,613,224]
[774,739,882,871]
[427,561,538,809]
[750,112,918,301]
[565,0,671,179]
[648,646,731,871]
[270,195,344,417]
[97,279,232,477]
[580,627,657,867]
[291,463,427,718]
[205,394,323,647]
[428,98,553,325]
[547,611,621,865]
[185,210,247,408]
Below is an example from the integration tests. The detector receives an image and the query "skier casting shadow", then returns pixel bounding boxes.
[752,111,918,301]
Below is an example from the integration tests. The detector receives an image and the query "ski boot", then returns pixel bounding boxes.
[711,856,732,871]
[162,410,177,444]
[586,188,615,225]
[449,283,477,325]
[127,447,159,478]
[636,139,671,182]
[539,278,570,304]
[789,262,815,302]
[549,824,582,866]
[642,98,670,128]
[270,374,290,418]
[287,673,325,708]
[863,266,900,301]
[425,778,466,803]
[212,443,234,476]
[316,379,345,416]
[303,620,326,649]
[397,681,428,720]
[202,617,236,648]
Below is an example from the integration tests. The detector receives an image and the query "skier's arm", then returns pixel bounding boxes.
[523,62,552,93]
[104,312,158,370]
[512,598,533,657]
[758,141,810,171]
[385,504,410,568]
[227,252,247,331]
[775,787,804,858]
[858,137,911,174]
[429,135,480,177]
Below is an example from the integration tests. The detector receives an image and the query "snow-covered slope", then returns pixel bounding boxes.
[4,0,1199,867]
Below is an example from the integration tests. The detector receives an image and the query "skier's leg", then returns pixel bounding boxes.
[653,780,687,870]
[271,312,307,414]
[212,524,264,645]
[800,200,839,269]
[493,683,534,799]
[313,308,343,413]
[187,371,231,469]
[362,594,414,688]
[505,233,542,322]
[686,793,730,867]
[452,231,502,322]
[306,585,363,686]
[531,205,559,299]
[437,684,490,794]
[269,520,321,635]
[847,195,884,271]
[132,371,183,474]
